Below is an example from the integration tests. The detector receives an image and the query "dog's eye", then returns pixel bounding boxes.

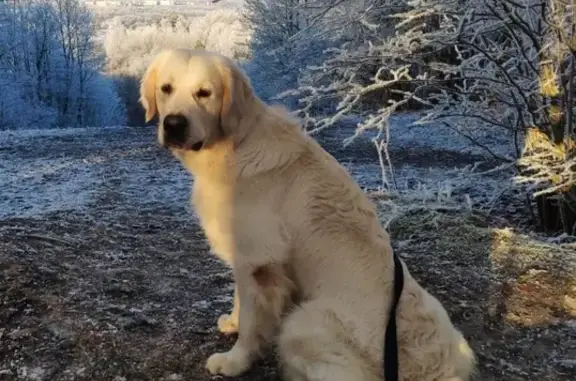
[160,84,172,94]
[196,88,211,98]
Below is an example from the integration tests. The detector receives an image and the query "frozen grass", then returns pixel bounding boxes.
[0,118,519,220]
[0,127,190,219]
[0,125,128,139]
[314,112,527,225]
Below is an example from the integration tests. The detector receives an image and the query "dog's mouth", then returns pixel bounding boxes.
[164,140,204,152]
[189,141,204,151]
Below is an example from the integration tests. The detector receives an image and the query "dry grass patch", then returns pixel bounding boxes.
[375,196,576,380]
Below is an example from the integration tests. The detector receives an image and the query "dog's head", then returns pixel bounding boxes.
[139,49,254,151]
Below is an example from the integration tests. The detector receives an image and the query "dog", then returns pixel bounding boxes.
[139,48,476,381]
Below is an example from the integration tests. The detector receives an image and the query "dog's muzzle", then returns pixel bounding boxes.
[162,114,204,151]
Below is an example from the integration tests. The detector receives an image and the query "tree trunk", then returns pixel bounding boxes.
[536,190,576,234]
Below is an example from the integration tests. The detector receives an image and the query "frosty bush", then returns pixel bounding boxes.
[0,0,126,129]
[103,9,250,76]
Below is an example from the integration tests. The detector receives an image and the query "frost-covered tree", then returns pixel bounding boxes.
[0,0,60,127]
[242,0,377,103]
[275,0,575,233]
[51,0,102,126]
[0,0,125,129]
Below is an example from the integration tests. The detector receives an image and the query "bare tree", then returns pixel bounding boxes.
[50,0,100,125]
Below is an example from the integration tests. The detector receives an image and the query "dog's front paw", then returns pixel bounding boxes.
[217,313,238,334]
[206,350,250,376]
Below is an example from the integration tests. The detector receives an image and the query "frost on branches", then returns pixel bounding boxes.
[281,0,544,153]
[270,0,574,233]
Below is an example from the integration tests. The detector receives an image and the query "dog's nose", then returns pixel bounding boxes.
[163,114,188,144]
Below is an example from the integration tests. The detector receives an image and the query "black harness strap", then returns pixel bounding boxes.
[383,252,404,381]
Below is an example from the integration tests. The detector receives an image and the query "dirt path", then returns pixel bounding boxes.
[1,125,571,380]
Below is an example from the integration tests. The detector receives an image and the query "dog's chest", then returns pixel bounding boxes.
[192,179,236,263]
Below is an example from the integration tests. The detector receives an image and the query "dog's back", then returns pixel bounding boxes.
[248,107,476,381]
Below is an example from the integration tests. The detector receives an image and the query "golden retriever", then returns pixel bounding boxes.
[139,48,476,381]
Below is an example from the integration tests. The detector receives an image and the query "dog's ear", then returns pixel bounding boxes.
[218,58,254,136]
[140,58,159,123]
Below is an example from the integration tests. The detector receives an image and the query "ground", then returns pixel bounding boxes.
[1,118,575,380]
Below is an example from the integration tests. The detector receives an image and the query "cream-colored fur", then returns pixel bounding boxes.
[139,48,476,381]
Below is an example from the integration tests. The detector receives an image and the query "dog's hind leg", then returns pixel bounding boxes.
[278,300,382,381]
